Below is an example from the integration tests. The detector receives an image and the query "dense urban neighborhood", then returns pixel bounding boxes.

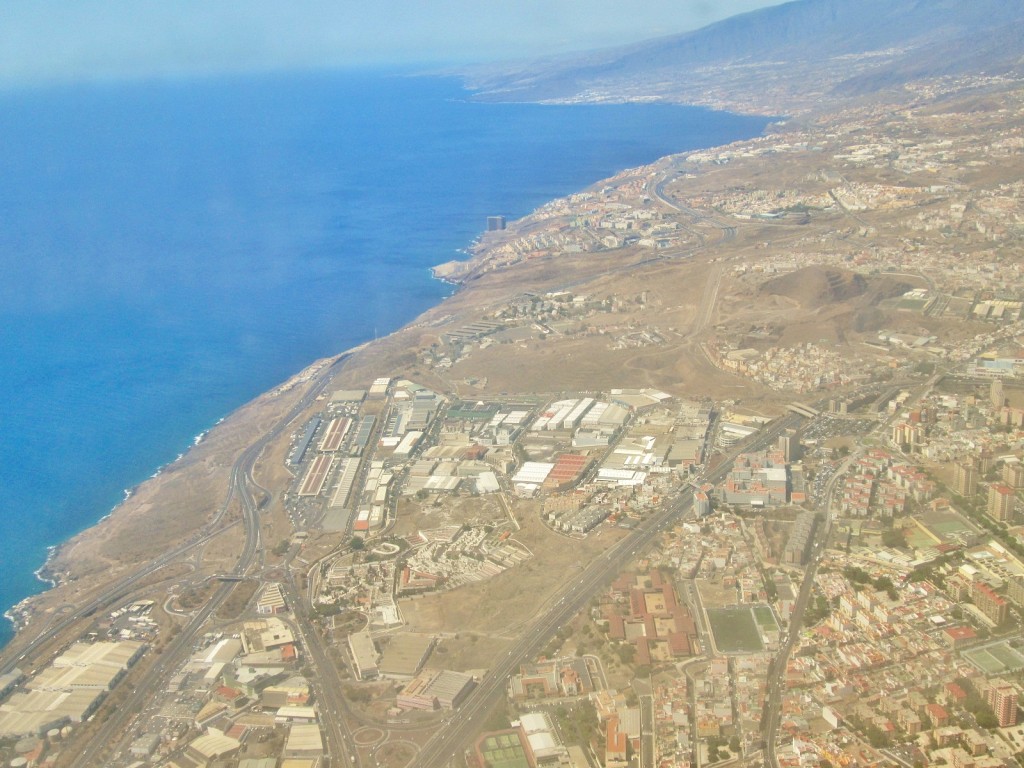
[5,2,1024,767]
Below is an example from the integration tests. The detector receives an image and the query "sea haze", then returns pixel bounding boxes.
[0,69,769,647]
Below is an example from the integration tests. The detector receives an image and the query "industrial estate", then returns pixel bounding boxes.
[5,3,1024,768]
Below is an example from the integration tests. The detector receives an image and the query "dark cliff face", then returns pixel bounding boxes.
[462,0,1024,103]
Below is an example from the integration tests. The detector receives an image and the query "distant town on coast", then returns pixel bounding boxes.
[4,1,1024,767]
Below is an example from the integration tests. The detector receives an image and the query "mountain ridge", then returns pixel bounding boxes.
[458,0,1024,114]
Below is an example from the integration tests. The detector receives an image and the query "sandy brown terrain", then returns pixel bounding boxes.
[5,77,1024,684]
[399,503,626,654]
[1,361,326,660]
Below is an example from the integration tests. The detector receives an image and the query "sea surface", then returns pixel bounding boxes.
[0,69,769,648]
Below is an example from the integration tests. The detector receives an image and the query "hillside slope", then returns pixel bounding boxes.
[460,0,1024,113]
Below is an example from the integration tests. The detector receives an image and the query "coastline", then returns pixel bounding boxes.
[0,89,774,655]
[0,350,348,646]
[3,425,216,640]
[1,15,1020,765]
[0,185,545,648]
[26,421,218,592]
[0,153,641,648]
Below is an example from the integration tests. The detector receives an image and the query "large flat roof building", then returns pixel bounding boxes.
[0,640,146,738]
[723,450,788,506]
[348,630,379,681]
[397,669,474,710]
[285,723,324,758]
[379,633,435,680]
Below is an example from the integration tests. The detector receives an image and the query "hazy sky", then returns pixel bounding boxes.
[0,0,789,88]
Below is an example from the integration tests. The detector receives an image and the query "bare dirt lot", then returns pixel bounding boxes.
[400,502,625,642]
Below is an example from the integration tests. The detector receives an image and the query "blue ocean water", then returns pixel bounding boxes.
[0,70,768,648]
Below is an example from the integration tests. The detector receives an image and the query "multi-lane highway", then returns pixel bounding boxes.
[1,356,348,687]
[64,355,347,767]
[280,577,361,767]
[11,339,808,768]
[415,414,799,768]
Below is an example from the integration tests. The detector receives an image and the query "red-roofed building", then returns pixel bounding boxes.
[972,582,1009,625]
[635,638,652,667]
[214,686,246,707]
[926,703,950,728]
[544,453,592,491]
[630,589,646,617]
[612,574,634,592]
[943,682,968,706]
[463,444,488,461]
[942,625,978,649]
[668,632,692,656]
[606,570,699,663]
[606,716,628,768]
[605,611,626,640]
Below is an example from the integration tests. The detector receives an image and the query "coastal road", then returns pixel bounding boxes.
[0,355,347,680]
[0,521,239,677]
[67,355,348,767]
[651,172,738,246]
[415,414,800,768]
[651,175,683,213]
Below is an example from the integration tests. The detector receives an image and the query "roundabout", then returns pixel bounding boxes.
[353,726,386,747]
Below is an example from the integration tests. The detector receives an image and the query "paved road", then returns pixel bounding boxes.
[761,525,825,768]
[651,173,738,246]
[762,445,862,768]
[67,356,347,767]
[640,693,656,768]
[691,262,724,339]
[0,357,348,685]
[415,415,799,768]
[652,176,682,213]
[1,528,230,678]
[281,577,361,768]
[763,379,945,767]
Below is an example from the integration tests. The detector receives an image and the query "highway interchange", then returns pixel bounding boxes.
[60,355,348,767]
[3,349,815,768]
[414,413,800,768]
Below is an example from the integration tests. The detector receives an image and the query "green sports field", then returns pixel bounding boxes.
[963,641,1024,675]
[479,733,530,768]
[708,606,764,653]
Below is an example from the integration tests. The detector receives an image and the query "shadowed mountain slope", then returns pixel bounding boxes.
[459,0,1024,112]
